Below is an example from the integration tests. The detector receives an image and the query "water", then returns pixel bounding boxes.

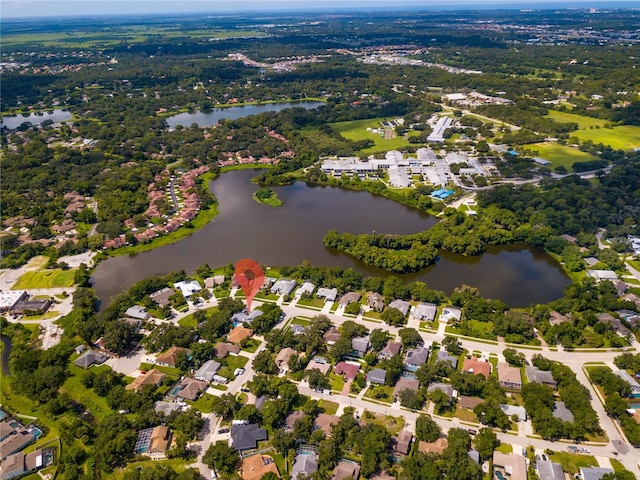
[165,101,324,128]
[0,109,71,129]
[92,169,570,308]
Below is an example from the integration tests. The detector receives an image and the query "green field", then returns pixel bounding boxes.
[1,29,267,48]
[547,111,640,150]
[12,269,76,289]
[549,452,598,473]
[330,118,412,155]
[529,142,598,171]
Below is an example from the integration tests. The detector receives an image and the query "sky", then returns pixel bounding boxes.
[0,0,635,18]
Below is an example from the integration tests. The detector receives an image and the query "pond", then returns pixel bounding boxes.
[0,109,71,129]
[92,169,570,308]
[165,101,324,129]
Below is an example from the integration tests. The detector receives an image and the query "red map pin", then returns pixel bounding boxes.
[234,258,264,312]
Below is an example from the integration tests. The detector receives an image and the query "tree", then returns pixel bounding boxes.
[307,368,330,391]
[429,388,451,413]
[443,336,463,356]
[503,348,526,366]
[202,441,239,475]
[399,328,423,349]
[344,302,361,315]
[370,329,389,352]
[381,307,406,326]
[415,414,441,442]
[473,427,499,461]
[399,388,423,410]
[211,393,239,421]
[253,350,278,374]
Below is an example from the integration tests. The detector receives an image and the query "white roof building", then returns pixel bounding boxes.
[173,279,202,297]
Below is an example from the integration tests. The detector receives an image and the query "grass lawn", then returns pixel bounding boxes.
[62,364,115,421]
[364,384,394,403]
[187,393,216,413]
[139,362,181,377]
[547,111,640,150]
[178,306,219,328]
[112,458,193,479]
[243,339,262,353]
[528,142,598,171]
[495,443,512,454]
[329,117,412,155]
[252,190,283,207]
[549,452,597,473]
[330,373,345,392]
[219,355,249,379]
[611,459,634,477]
[454,405,479,423]
[360,410,405,435]
[12,269,76,289]
[318,399,339,415]
[296,297,326,309]
[255,292,279,302]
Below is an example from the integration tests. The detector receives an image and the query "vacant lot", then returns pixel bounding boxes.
[330,118,411,155]
[13,269,76,289]
[547,111,640,150]
[530,142,598,171]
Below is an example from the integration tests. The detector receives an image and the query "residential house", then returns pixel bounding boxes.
[500,404,527,422]
[228,326,253,345]
[231,310,263,325]
[367,368,387,385]
[393,378,420,398]
[439,306,462,323]
[291,452,318,478]
[194,359,221,382]
[436,350,458,369]
[126,369,166,392]
[285,411,306,431]
[275,347,297,370]
[405,347,430,371]
[241,454,280,480]
[173,279,202,298]
[459,396,483,410]
[413,302,437,321]
[497,362,522,390]
[580,467,614,480]
[214,342,240,358]
[370,472,396,480]
[538,460,565,480]
[378,341,402,361]
[124,305,149,320]
[332,460,360,480]
[427,383,454,405]
[612,370,640,397]
[150,287,174,307]
[204,275,225,288]
[334,362,360,381]
[391,430,413,457]
[418,437,448,455]
[317,288,338,303]
[463,357,491,378]
[352,336,370,357]
[367,293,385,312]
[1,448,53,480]
[0,422,36,460]
[155,346,190,367]
[315,414,340,435]
[323,327,342,345]
[549,310,572,326]
[339,292,361,306]
[388,299,410,317]
[231,424,268,451]
[271,279,297,296]
[526,366,557,389]
[290,324,307,335]
[553,401,574,423]
[493,452,527,480]
[587,270,617,282]
[73,350,108,368]
[296,282,315,297]
[134,425,172,459]
[306,358,331,375]
[174,378,207,401]
[154,401,184,417]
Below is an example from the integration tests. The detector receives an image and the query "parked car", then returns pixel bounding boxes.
[234,368,245,376]
[240,387,250,393]
[218,428,229,434]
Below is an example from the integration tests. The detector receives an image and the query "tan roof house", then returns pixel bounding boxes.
[228,326,253,344]
[126,369,165,392]
[463,357,491,378]
[314,414,340,435]
[275,347,297,369]
[418,437,448,455]
[493,451,527,480]
[497,362,522,390]
[155,346,190,367]
[241,454,280,480]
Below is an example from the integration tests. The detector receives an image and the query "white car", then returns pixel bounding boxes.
[234,368,245,376]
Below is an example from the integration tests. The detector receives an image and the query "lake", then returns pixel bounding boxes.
[165,101,324,128]
[0,109,71,129]
[92,169,570,308]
